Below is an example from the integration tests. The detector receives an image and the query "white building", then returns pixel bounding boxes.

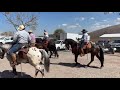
[60,33,83,42]
[100,34,120,41]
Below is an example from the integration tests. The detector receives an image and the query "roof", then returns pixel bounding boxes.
[100,34,120,38]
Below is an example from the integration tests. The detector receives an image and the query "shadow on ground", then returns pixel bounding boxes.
[51,62,100,69]
[0,70,33,78]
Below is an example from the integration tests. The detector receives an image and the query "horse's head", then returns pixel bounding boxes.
[64,39,71,50]
[64,39,77,50]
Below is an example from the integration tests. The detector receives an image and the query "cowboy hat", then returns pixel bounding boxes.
[28,30,33,33]
[17,25,25,31]
[81,29,88,33]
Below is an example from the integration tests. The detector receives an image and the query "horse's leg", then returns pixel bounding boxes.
[87,52,95,67]
[34,69,39,78]
[54,48,59,58]
[12,65,18,78]
[49,51,52,58]
[34,65,45,78]
[1,49,5,59]
[39,69,44,78]
[75,54,79,66]
[96,54,104,69]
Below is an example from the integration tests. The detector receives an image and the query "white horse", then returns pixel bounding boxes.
[0,44,50,78]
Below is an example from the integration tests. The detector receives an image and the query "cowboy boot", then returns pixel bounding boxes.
[11,54,17,66]
[80,48,85,57]
[80,49,83,57]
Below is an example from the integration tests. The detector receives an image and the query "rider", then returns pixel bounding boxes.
[80,29,90,57]
[43,30,49,41]
[7,25,31,65]
[28,30,36,47]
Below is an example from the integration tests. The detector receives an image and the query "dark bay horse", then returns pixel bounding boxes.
[64,39,104,68]
[35,38,59,58]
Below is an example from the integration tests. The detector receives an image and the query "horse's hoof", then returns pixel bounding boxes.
[42,76,45,78]
[74,63,79,66]
[100,66,104,69]
[84,65,88,68]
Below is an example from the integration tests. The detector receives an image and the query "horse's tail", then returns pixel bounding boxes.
[99,46,104,63]
[40,49,50,72]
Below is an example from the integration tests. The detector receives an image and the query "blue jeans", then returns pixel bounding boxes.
[7,43,23,55]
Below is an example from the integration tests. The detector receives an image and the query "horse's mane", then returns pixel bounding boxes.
[65,39,77,43]
[65,39,78,48]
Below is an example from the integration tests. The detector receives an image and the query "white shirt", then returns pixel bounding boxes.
[81,33,90,43]
[44,32,49,38]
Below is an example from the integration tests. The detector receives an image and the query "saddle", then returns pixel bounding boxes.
[18,46,29,59]
[83,42,92,49]
[81,42,92,55]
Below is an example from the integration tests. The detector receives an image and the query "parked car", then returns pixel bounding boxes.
[96,40,116,54]
[0,36,13,45]
[55,40,66,50]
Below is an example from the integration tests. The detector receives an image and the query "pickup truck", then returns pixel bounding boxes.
[0,36,13,45]
[55,40,66,50]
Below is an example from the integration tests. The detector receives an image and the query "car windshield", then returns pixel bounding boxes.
[0,37,4,40]
[113,40,120,43]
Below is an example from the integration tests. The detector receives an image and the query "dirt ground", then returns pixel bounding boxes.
[0,50,120,78]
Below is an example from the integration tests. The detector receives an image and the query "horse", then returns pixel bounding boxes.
[0,46,6,59]
[35,38,59,58]
[0,44,50,78]
[64,39,104,68]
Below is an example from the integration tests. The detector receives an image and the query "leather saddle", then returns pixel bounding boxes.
[82,42,92,54]
[18,46,29,59]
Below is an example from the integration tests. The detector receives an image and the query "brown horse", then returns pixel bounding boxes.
[35,38,59,58]
[64,39,104,68]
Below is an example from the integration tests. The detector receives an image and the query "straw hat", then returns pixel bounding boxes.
[28,30,33,33]
[17,25,25,31]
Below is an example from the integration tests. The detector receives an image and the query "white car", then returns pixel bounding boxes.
[0,36,13,44]
[55,40,66,50]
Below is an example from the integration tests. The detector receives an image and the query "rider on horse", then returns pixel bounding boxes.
[43,30,49,44]
[7,25,31,66]
[28,30,36,47]
[80,29,90,57]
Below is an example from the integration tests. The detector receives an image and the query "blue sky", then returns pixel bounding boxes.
[0,12,120,36]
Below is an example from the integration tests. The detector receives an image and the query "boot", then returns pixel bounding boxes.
[11,54,17,66]
[80,48,85,57]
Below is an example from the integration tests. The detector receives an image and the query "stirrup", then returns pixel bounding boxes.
[11,62,18,66]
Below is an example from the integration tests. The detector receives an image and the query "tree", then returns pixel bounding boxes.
[54,29,65,40]
[2,12,40,31]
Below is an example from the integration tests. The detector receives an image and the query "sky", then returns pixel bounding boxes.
[0,12,120,36]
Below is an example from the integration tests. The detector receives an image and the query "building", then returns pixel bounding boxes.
[60,33,83,42]
[99,34,120,41]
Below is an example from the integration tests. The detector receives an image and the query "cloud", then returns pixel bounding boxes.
[113,18,120,25]
[81,17,85,21]
[116,18,120,22]
[67,23,81,29]
[90,21,112,31]
[60,23,81,29]
[90,17,95,20]
[62,24,67,26]
[109,12,114,14]
[103,20,107,22]
[75,17,85,21]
